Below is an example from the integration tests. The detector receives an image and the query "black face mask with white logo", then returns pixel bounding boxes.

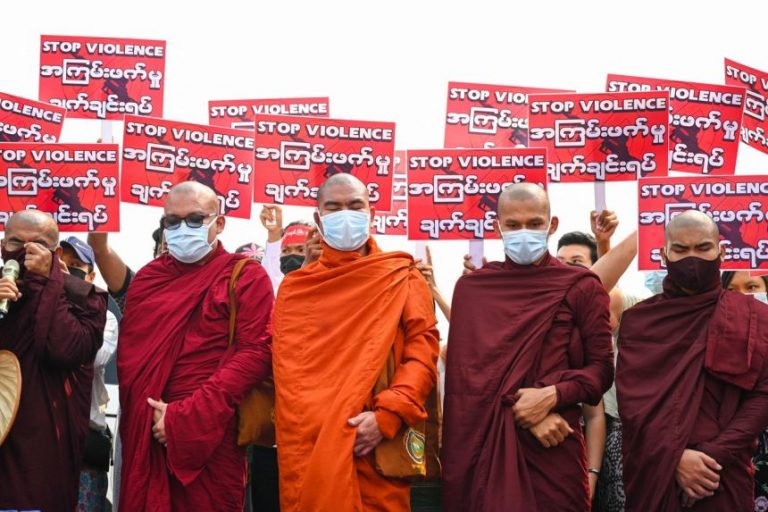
[280,254,305,275]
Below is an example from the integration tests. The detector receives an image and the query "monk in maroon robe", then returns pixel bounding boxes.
[118,182,273,511]
[0,210,106,511]
[443,184,614,512]
[617,210,768,511]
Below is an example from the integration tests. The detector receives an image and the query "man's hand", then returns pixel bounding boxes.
[260,205,283,243]
[675,449,721,500]
[303,226,323,267]
[462,254,488,275]
[512,386,558,428]
[590,210,619,244]
[148,397,168,445]
[86,232,109,253]
[348,411,384,457]
[24,243,52,277]
[528,413,573,448]
[415,245,437,289]
[0,276,21,302]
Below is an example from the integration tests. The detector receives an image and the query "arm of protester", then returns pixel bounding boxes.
[582,401,606,499]
[591,210,619,257]
[87,232,129,294]
[462,254,488,275]
[589,230,637,293]
[415,245,451,321]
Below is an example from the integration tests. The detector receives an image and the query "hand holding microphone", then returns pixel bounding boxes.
[0,260,21,319]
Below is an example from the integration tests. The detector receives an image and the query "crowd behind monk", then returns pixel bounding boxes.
[0,177,767,512]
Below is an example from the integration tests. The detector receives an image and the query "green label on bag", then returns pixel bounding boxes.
[404,429,426,465]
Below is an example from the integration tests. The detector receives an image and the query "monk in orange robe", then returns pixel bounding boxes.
[273,174,439,512]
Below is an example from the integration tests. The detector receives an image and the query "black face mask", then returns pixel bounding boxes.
[280,254,305,275]
[68,267,88,281]
[666,256,721,293]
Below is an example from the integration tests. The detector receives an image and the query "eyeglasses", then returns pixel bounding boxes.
[161,212,217,231]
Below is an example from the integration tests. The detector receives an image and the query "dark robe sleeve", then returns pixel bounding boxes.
[164,263,274,484]
[555,276,614,407]
[693,363,768,466]
[373,269,440,438]
[24,261,107,369]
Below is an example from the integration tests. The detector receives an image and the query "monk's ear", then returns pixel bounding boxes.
[215,215,226,235]
[718,241,726,262]
[54,246,63,258]
[660,246,668,266]
[313,210,322,233]
[368,207,376,225]
[548,216,559,236]
[492,218,502,238]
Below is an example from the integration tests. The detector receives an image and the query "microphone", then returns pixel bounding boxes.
[0,260,20,320]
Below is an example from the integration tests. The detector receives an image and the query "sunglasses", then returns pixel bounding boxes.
[161,212,217,230]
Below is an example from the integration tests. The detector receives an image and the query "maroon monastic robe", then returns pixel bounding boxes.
[617,278,768,511]
[443,255,614,512]
[0,259,107,511]
[118,244,273,512]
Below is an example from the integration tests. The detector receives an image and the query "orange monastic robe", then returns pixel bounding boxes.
[273,238,439,512]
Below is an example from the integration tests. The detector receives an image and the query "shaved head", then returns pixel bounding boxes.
[663,210,722,263]
[317,173,368,206]
[665,210,720,243]
[5,210,58,248]
[497,183,550,217]
[166,181,218,213]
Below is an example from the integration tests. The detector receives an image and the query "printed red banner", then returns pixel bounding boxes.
[252,115,395,209]
[121,115,254,218]
[208,97,330,130]
[39,35,166,120]
[527,91,669,183]
[407,148,547,241]
[607,74,745,175]
[444,82,568,149]
[0,92,66,143]
[373,151,406,236]
[0,143,119,231]
[638,175,768,270]
[725,58,768,155]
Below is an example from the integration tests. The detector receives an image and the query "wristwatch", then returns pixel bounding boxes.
[588,467,600,476]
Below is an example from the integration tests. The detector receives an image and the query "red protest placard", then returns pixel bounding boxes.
[121,115,254,218]
[638,175,768,270]
[208,97,330,130]
[527,91,669,183]
[725,58,768,155]
[0,92,66,143]
[39,35,166,120]
[0,143,119,231]
[444,82,568,149]
[407,148,547,241]
[607,74,745,175]
[373,151,406,236]
[252,115,395,209]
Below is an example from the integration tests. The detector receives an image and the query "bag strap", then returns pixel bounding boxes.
[228,258,252,347]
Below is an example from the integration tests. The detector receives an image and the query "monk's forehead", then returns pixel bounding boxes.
[6,213,58,241]
[498,196,549,216]
[165,189,217,213]
[319,181,368,204]
[665,222,719,245]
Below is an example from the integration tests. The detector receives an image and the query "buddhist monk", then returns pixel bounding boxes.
[442,183,614,512]
[273,174,439,511]
[117,181,274,511]
[0,210,107,511]
[617,210,768,511]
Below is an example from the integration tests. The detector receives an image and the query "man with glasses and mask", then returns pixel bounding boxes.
[0,210,107,512]
[117,181,274,511]
[442,183,614,512]
[272,173,439,511]
[617,210,768,511]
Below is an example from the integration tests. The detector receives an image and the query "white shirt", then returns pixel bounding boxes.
[263,240,285,295]
[90,309,118,431]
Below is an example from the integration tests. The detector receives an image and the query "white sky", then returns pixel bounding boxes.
[3,0,767,338]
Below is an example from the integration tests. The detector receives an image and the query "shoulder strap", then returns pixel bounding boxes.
[228,258,252,347]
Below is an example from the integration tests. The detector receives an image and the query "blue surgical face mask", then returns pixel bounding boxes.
[164,220,216,264]
[501,225,550,265]
[319,209,370,251]
[751,292,768,305]
[644,270,667,295]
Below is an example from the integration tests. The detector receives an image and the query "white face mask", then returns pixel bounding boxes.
[164,220,216,264]
[319,209,370,251]
[501,224,550,265]
[751,292,768,305]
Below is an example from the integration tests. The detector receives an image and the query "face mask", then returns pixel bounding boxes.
[68,267,88,281]
[164,221,216,264]
[644,270,667,295]
[665,256,721,292]
[280,254,304,275]
[319,210,370,251]
[501,225,549,265]
[751,292,768,305]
